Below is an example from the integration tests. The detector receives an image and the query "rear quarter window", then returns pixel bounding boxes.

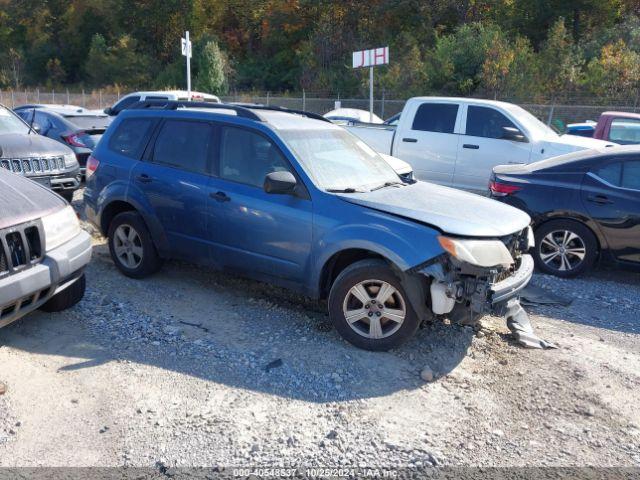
[108,118,155,158]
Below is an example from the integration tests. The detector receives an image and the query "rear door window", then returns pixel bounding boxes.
[466,106,517,139]
[594,162,622,186]
[108,118,155,158]
[622,161,640,190]
[152,120,213,174]
[593,160,640,190]
[411,103,458,133]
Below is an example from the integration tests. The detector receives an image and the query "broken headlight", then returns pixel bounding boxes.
[437,235,514,268]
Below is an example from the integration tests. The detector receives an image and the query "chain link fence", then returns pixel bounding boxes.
[2,89,639,128]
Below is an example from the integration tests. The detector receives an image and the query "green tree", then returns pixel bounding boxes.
[584,40,640,101]
[194,37,229,95]
[84,33,151,88]
[537,19,583,99]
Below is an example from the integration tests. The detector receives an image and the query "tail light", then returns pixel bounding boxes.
[489,180,521,197]
[62,131,89,148]
[85,155,100,179]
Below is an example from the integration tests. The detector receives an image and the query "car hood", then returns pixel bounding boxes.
[336,181,531,237]
[0,168,65,229]
[0,133,73,158]
[542,133,612,155]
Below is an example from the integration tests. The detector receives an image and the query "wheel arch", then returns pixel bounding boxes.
[318,248,389,300]
[533,214,605,253]
[100,200,136,235]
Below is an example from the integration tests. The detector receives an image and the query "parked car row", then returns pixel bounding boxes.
[1,94,637,351]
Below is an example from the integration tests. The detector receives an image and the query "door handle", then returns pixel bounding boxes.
[210,191,231,202]
[587,195,613,205]
[135,174,152,183]
[402,138,418,143]
[463,144,479,149]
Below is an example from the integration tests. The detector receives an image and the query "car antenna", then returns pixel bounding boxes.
[28,107,36,134]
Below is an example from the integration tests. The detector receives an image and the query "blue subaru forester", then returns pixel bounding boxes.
[85,102,544,350]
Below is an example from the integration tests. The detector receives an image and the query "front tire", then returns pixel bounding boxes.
[108,211,163,278]
[328,259,420,351]
[533,219,597,277]
[40,274,86,312]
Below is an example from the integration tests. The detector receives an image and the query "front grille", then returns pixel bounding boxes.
[0,221,44,276]
[0,156,65,175]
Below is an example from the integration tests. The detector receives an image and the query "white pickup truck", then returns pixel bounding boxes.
[346,97,612,193]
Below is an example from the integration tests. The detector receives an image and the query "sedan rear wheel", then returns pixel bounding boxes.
[533,220,597,278]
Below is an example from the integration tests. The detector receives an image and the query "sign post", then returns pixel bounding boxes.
[181,31,193,100]
[352,46,389,122]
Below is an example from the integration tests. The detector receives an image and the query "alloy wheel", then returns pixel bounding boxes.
[539,229,586,272]
[113,224,143,269]
[342,279,406,339]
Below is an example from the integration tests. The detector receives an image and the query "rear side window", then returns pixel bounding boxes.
[152,120,213,174]
[108,118,155,158]
[608,118,640,144]
[466,106,517,138]
[412,103,458,133]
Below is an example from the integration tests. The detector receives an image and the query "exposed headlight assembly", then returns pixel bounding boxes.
[438,235,514,268]
[41,205,81,251]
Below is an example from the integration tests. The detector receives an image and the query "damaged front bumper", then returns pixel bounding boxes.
[419,253,554,349]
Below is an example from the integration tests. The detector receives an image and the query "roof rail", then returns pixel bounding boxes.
[228,103,331,123]
[126,100,263,121]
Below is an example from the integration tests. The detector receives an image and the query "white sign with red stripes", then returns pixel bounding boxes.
[352,47,389,69]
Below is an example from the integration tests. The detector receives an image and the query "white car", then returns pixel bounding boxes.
[345,97,613,193]
[324,108,383,125]
[104,90,221,116]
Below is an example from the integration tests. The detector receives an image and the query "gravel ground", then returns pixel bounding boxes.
[0,190,638,469]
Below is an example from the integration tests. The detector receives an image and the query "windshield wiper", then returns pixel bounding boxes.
[369,181,405,192]
[325,187,366,193]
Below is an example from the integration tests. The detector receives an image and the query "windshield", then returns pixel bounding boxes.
[0,106,31,135]
[504,104,558,137]
[279,128,400,191]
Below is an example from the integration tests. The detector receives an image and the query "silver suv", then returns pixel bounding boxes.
[0,168,91,328]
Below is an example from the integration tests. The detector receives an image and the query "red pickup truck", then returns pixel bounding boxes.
[569,111,640,144]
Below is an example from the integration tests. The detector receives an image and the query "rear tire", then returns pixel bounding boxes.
[40,274,86,312]
[108,211,163,278]
[533,219,597,277]
[328,259,420,351]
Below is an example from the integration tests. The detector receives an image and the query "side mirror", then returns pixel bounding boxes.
[103,107,113,115]
[264,171,297,195]
[501,126,528,142]
[32,124,41,134]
